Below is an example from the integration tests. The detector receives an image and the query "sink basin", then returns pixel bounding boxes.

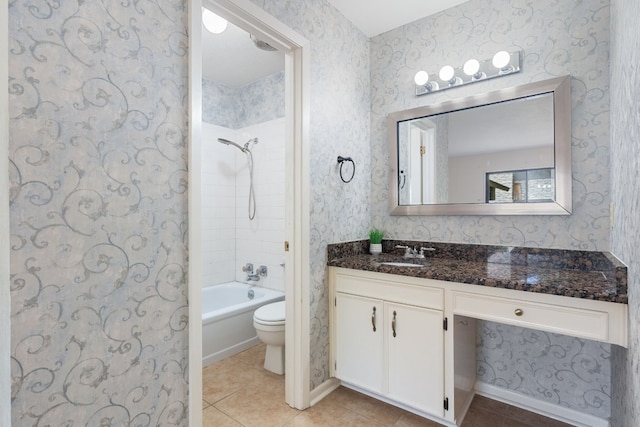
[380,262,424,268]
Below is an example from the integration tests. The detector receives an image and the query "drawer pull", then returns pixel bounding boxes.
[372,306,377,332]
[514,308,524,316]
[392,311,397,337]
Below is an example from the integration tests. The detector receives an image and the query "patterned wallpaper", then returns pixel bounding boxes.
[370,0,611,251]
[249,0,371,389]
[370,0,612,420]
[202,71,285,128]
[609,0,640,425]
[479,322,611,416]
[9,1,189,425]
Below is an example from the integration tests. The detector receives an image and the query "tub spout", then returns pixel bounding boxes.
[246,274,260,282]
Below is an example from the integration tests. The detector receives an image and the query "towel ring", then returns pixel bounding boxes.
[337,156,355,183]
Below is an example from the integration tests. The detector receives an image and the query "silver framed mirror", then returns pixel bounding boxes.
[388,75,572,215]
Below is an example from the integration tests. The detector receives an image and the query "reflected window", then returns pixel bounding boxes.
[486,168,555,203]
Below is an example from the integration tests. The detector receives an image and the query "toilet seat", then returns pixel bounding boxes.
[254,301,285,326]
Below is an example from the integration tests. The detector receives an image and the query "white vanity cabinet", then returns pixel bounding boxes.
[331,268,446,418]
[385,301,444,416]
[334,293,384,393]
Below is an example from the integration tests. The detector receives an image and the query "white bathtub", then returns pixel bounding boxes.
[202,282,284,367]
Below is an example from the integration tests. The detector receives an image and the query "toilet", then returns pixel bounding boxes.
[253,300,286,375]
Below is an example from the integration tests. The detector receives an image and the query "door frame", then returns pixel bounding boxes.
[189,1,311,424]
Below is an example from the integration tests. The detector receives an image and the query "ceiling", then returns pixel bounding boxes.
[202,21,284,87]
[202,0,469,87]
[326,0,470,37]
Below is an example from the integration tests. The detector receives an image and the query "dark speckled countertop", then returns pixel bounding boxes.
[327,240,628,304]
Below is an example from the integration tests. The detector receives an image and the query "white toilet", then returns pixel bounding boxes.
[253,300,286,375]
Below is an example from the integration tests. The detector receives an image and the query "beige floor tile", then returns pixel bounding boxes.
[202,345,571,427]
[393,412,445,426]
[202,405,242,427]
[469,395,511,415]
[504,405,572,427]
[323,387,406,426]
[202,357,259,404]
[460,405,505,427]
[213,373,299,427]
[284,398,388,427]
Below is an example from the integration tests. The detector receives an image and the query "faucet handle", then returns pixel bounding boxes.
[419,247,435,256]
[242,263,254,273]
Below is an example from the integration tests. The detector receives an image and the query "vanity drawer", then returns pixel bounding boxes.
[334,271,443,310]
[451,291,609,341]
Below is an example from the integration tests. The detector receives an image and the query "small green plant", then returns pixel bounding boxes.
[369,228,384,244]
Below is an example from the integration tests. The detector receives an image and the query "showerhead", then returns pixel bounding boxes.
[217,137,259,153]
[218,138,246,152]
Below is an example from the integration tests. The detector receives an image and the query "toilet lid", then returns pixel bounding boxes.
[254,301,285,323]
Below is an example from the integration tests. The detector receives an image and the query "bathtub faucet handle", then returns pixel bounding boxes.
[242,263,254,273]
[256,265,268,276]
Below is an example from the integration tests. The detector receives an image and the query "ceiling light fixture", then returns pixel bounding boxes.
[202,7,228,34]
[414,50,521,96]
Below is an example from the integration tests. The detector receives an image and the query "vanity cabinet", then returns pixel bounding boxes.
[332,270,445,418]
[334,293,383,392]
[329,264,627,426]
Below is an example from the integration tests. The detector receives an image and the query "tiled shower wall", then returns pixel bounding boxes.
[201,73,285,292]
[201,119,286,292]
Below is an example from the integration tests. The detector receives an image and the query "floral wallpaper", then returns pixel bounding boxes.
[369,0,612,420]
[479,322,611,416]
[203,71,285,128]
[249,0,372,389]
[8,1,189,425]
[609,0,640,425]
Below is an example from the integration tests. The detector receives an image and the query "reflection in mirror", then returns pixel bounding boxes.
[389,76,572,215]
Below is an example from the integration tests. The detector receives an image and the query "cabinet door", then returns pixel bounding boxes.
[335,293,383,392]
[386,302,444,417]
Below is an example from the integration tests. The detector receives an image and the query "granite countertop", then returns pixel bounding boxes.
[327,240,628,304]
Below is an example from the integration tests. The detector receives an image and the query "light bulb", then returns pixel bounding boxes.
[202,8,228,34]
[492,51,511,69]
[439,65,455,82]
[414,71,429,86]
[463,59,480,76]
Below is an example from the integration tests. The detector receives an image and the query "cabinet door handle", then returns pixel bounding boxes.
[392,310,397,337]
[514,308,524,316]
[371,306,376,332]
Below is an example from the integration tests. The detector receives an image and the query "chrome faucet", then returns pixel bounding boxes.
[395,245,435,259]
[246,273,260,282]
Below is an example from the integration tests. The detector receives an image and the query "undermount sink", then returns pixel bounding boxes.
[380,262,424,267]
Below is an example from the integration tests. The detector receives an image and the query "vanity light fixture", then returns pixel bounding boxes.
[414,50,521,96]
[413,70,439,92]
[438,65,462,87]
[202,7,228,34]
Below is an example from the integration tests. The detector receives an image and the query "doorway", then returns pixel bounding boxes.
[188,0,310,424]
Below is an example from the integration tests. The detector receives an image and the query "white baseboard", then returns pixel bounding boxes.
[475,382,610,427]
[309,378,341,406]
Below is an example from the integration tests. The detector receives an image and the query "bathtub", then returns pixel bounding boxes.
[202,282,284,367]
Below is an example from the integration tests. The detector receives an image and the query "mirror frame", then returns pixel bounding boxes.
[388,75,572,216]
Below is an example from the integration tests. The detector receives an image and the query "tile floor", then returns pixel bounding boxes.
[202,344,572,427]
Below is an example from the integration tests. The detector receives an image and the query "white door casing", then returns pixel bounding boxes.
[189,1,311,425]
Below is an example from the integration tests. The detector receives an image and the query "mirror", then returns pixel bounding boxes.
[388,75,571,215]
